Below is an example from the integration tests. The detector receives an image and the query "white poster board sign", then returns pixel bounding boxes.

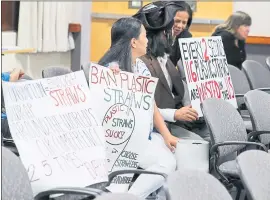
[2,71,108,196]
[88,64,158,192]
[178,36,238,116]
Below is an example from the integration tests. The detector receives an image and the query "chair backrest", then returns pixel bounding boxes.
[201,98,247,157]
[266,56,270,70]
[228,64,250,106]
[181,80,191,106]
[21,74,33,80]
[166,170,232,200]
[236,150,270,200]
[42,66,72,78]
[2,147,34,200]
[242,60,270,89]
[244,90,270,144]
[177,59,186,82]
[81,62,91,84]
[94,193,145,200]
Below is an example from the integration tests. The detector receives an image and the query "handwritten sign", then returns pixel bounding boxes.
[178,36,237,116]
[2,71,108,195]
[88,64,158,192]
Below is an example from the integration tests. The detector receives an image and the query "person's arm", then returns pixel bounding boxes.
[2,68,24,82]
[153,103,178,151]
[159,108,177,122]
[220,33,239,66]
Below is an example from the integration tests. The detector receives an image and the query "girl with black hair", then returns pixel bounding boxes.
[99,17,178,198]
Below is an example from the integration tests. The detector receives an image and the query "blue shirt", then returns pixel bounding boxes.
[2,72,10,82]
[1,72,10,119]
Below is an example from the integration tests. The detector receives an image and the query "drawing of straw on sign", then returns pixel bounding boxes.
[102,103,135,172]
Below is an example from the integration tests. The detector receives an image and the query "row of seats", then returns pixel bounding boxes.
[3,145,270,200]
[2,58,270,200]
[201,90,270,199]
[228,59,270,132]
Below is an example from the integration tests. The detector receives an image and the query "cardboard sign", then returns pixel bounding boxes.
[88,64,158,192]
[2,71,108,195]
[178,36,238,116]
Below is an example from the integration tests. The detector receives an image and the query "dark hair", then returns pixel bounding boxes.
[147,29,173,57]
[133,1,174,57]
[99,17,142,73]
[169,2,193,65]
[215,11,252,36]
[172,1,193,29]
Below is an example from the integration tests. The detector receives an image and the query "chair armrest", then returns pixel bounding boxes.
[2,138,15,143]
[107,169,170,200]
[241,114,250,118]
[235,94,245,98]
[35,187,103,200]
[248,131,270,141]
[106,169,167,187]
[257,88,270,92]
[210,141,268,156]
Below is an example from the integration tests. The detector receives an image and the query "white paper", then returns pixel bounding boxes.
[88,64,158,192]
[178,36,238,116]
[2,71,108,196]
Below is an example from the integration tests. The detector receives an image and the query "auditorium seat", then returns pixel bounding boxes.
[81,62,91,84]
[95,193,145,200]
[201,98,268,200]
[42,66,72,78]
[236,150,270,200]
[244,90,270,148]
[2,147,34,200]
[166,170,233,200]
[228,64,253,131]
[242,60,270,90]
[228,65,250,108]
[106,169,169,200]
[177,59,186,82]
[182,80,191,106]
[21,74,33,80]
[266,56,270,70]
[2,146,104,200]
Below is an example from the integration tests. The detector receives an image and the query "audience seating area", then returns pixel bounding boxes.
[1,57,270,200]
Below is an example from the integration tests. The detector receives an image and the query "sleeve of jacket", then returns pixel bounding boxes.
[218,33,238,66]
[159,108,177,122]
[170,30,192,66]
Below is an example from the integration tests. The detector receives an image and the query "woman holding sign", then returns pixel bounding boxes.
[99,17,178,198]
[212,11,251,70]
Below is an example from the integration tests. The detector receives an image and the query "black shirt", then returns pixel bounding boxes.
[170,29,192,66]
[212,28,246,70]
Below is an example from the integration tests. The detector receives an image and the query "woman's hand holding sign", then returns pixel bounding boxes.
[174,105,198,122]
[108,62,121,74]
[164,134,179,152]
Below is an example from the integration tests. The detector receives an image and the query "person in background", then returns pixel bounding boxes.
[169,1,193,66]
[2,68,25,82]
[99,17,178,198]
[212,11,251,70]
